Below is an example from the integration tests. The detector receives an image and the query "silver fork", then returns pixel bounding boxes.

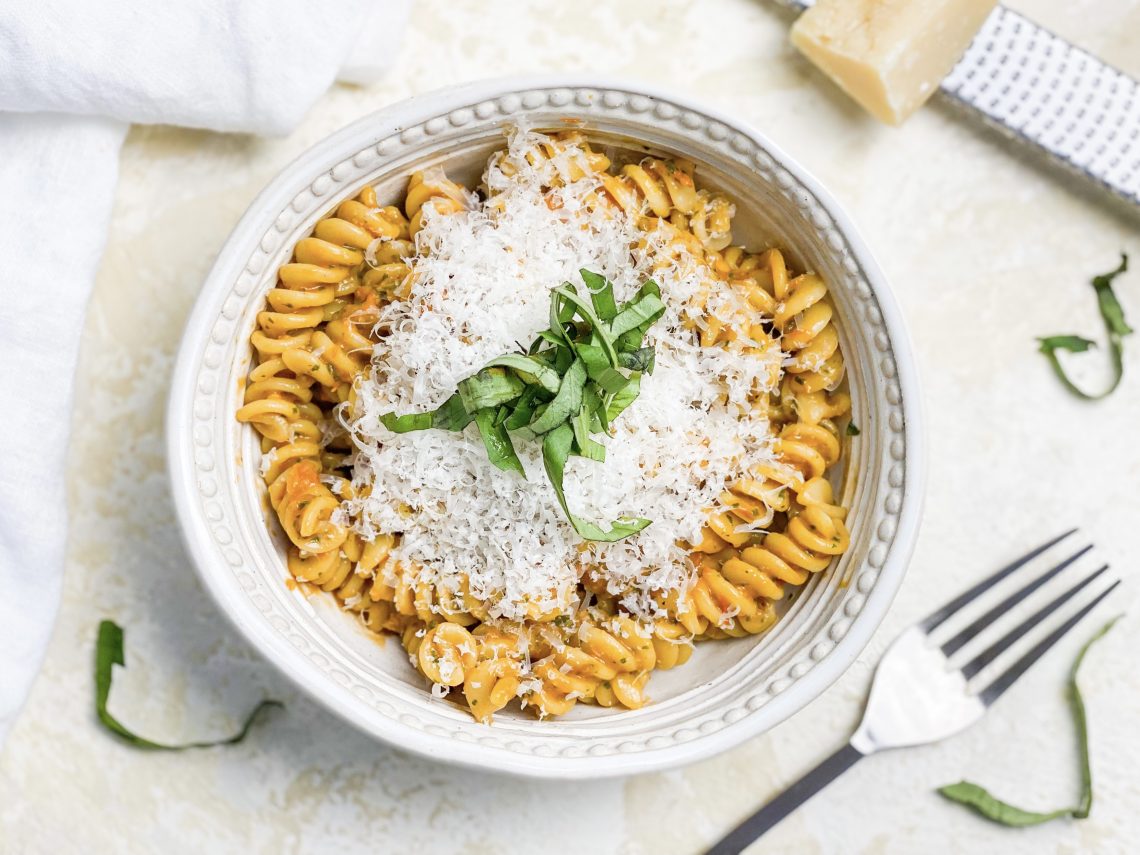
[707,529,1119,855]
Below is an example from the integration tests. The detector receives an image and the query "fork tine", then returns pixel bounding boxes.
[960,565,1110,679]
[919,528,1078,633]
[940,543,1094,656]
[978,579,1120,706]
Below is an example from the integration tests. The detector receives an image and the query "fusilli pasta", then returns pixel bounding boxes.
[236,129,853,722]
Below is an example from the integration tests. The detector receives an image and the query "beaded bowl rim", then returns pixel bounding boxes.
[167,75,925,779]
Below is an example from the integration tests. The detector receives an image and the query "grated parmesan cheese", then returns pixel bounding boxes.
[342,128,783,623]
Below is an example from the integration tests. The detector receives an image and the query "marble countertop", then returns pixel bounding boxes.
[3,0,1139,852]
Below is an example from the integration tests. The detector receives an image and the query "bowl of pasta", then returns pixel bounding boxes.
[168,77,923,777]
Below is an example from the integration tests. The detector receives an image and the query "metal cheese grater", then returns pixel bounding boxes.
[776,1,1140,212]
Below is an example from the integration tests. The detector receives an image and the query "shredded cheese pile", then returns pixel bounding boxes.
[342,129,784,621]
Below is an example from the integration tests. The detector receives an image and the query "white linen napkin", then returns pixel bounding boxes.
[0,0,411,745]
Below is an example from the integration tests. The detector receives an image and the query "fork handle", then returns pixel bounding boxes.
[705,742,865,855]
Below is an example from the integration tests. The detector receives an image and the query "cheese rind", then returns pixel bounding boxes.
[791,0,998,125]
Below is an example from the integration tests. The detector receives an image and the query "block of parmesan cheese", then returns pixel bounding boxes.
[791,0,998,125]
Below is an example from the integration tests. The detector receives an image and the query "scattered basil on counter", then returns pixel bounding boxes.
[1038,254,1131,400]
[380,270,661,542]
[95,620,281,750]
[938,616,1120,826]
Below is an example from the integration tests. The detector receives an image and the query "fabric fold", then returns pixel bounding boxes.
[0,0,410,746]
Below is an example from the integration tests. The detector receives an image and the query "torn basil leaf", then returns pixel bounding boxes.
[483,354,563,394]
[95,620,280,750]
[380,393,473,434]
[554,283,619,365]
[1038,254,1131,400]
[474,409,525,477]
[529,358,587,434]
[617,347,656,373]
[458,367,527,412]
[606,373,641,422]
[610,292,666,339]
[581,269,618,322]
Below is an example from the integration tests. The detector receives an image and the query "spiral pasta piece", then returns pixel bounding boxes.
[405,168,472,235]
[461,626,526,723]
[597,158,735,251]
[769,252,843,394]
[492,130,612,185]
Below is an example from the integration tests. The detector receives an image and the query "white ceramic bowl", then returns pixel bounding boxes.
[168,76,924,778]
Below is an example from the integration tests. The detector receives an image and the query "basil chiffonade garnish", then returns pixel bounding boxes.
[95,620,280,750]
[1038,254,1131,400]
[938,617,1120,826]
[380,269,664,543]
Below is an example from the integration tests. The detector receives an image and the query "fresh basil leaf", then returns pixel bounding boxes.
[432,394,476,430]
[474,409,525,477]
[581,269,618,322]
[379,411,432,433]
[574,436,606,462]
[541,423,650,542]
[606,372,641,422]
[1094,254,1133,336]
[95,620,280,750]
[937,616,1120,827]
[577,342,631,394]
[504,386,541,431]
[557,289,576,325]
[583,384,608,433]
[610,292,666,339]
[1039,335,1097,354]
[484,354,562,394]
[554,283,619,366]
[380,393,472,433]
[570,401,607,461]
[621,278,662,305]
[553,343,574,374]
[530,330,565,352]
[1038,254,1131,400]
[529,358,587,434]
[617,347,656,372]
[457,367,526,413]
[937,783,1073,827]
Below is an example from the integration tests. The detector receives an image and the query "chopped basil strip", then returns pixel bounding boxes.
[380,271,661,542]
[581,269,618,322]
[504,386,542,431]
[1038,254,1131,400]
[554,283,619,366]
[542,423,651,541]
[529,358,587,434]
[606,373,641,422]
[458,367,527,412]
[610,292,666,339]
[577,342,631,394]
[618,347,656,373]
[483,354,562,394]
[474,409,525,476]
[380,393,473,433]
[937,617,1120,826]
[95,620,280,750]
[846,421,861,437]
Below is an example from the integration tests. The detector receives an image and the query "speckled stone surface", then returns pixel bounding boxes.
[2,1,1139,852]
